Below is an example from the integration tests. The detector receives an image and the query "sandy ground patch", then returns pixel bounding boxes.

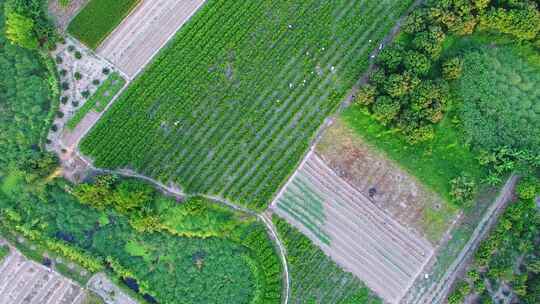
[96,0,206,78]
[316,118,456,243]
[272,152,434,303]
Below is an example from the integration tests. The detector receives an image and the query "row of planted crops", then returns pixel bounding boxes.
[80,0,414,210]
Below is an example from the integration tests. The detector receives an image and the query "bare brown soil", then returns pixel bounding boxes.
[96,0,206,78]
[316,118,456,243]
[272,153,434,303]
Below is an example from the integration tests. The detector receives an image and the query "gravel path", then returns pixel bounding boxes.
[97,0,206,79]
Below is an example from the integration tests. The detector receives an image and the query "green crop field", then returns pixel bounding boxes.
[81,0,414,210]
[273,216,381,304]
[68,0,141,49]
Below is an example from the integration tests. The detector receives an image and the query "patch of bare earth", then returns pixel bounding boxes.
[48,0,90,32]
[272,152,434,303]
[316,118,456,243]
[96,0,206,78]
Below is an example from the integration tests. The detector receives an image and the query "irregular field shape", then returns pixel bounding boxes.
[0,249,86,304]
[273,153,434,303]
[96,0,206,78]
[81,0,414,209]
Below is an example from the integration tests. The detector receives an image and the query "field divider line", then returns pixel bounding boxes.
[122,0,207,79]
[71,156,291,304]
[416,174,519,304]
[93,0,146,55]
[269,148,315,210]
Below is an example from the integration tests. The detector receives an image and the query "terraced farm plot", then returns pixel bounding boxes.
[272,153,434,303]
[81,0,414,210]
[0,247,88,304]
[96,0,206,78]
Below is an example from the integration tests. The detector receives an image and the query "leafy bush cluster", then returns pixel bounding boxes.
[450,174,477,207]
[358,0,540,144]
[231,224,283,304]
[447,176,540,304]
[456,45,540,185]
[4,0,57,49]
[0,244,9,261]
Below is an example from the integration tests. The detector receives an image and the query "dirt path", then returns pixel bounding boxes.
[414,175,518,304]
[96,0,206,79]
[73,154,292,304]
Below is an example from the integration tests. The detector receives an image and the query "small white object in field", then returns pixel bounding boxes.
[322,47,325,51]
[174,121,180,126]
[289,83,293,88]
[288,24,293,29]
[379,44,384,50]
[331,66,335,72]
[370,54,376,59]
[424,273,429,279]
[369,39,372,43]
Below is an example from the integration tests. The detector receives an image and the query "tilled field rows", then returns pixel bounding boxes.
[273,153,433,303]
[0,250,86,304]
[97,0,206,78]
[81,0,415,210]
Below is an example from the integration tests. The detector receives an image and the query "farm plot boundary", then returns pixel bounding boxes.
[81,0,415,211]
[96,0,207,78]
[272,152,434,303]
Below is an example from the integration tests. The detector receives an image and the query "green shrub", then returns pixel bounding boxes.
[450,175,477,207]
[516,176,539,200]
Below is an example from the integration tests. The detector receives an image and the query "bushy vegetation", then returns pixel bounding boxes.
[457,46,539,160]
[68,0,141,49]
[447,176,540,304]
[4,0,57,49]
[358,0,539,144]
[66,72,125,130]
[348,0,540,203]
[0,2,58,174]
[2,171,283,304]
[80,0,415,210]
[0,244,9,261]
[273,216,381,304]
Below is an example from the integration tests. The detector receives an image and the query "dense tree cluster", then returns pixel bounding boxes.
[448,176,540,303]
[358,0,540,144]
[4,0,56,49]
